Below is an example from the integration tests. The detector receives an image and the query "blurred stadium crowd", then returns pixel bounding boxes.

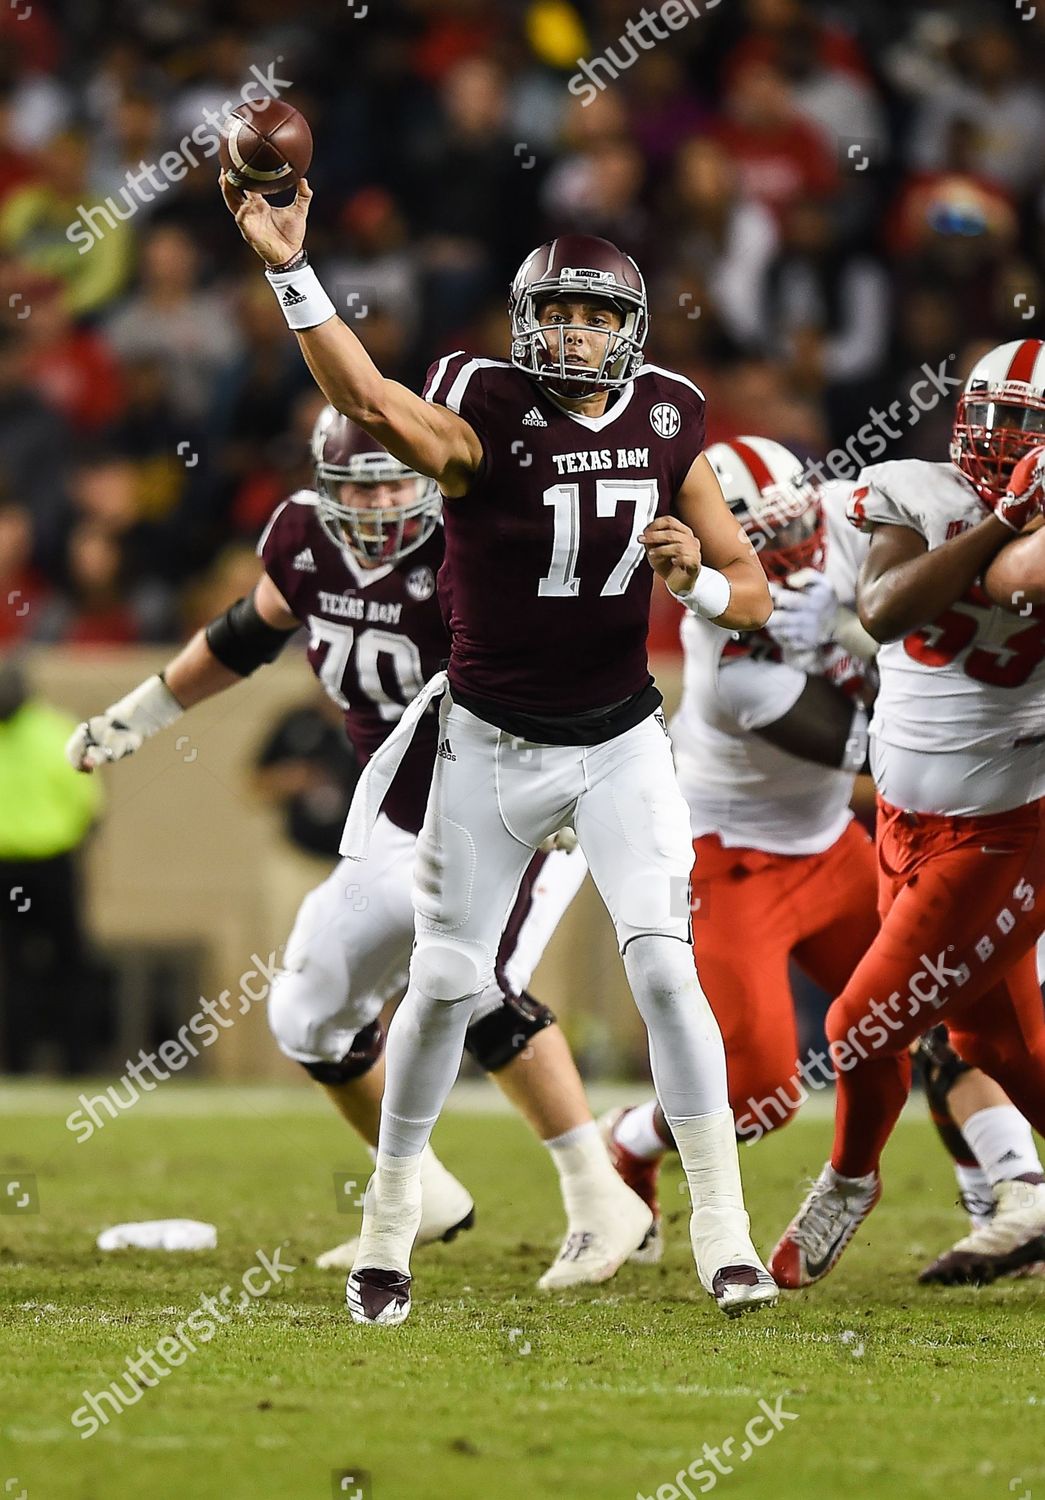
[0,0,1043,651]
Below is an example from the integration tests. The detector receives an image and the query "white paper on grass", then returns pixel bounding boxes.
[96,1219,217,1251]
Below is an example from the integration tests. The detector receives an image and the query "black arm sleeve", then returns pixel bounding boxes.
[205,595,298,677]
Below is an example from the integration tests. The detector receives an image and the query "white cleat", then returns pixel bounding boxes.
[318,1148,474,1270]
[690,1206,779,1317]
[346,1267,412,1327]
[919,1177,1045,1285]
[770,1163,881,1289]
[537,1180,654,1291]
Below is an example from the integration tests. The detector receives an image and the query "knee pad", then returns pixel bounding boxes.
[411,936,490,1003]
[914,1024,974,1114]
[464,990,556,1073]
[298,1020,385,1084]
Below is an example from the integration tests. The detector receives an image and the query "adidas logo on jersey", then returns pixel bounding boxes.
[282,284,307,307]
[521,406,547,427]
[292,547,316,572]
[437,738,457,762]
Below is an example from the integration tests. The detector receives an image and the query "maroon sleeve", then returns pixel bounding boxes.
[423,351,499,496]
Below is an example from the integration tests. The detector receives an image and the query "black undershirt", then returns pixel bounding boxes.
[450,679,662,746]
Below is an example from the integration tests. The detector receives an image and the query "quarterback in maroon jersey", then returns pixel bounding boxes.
[222,169,777,1325]
[65,408,653,1287]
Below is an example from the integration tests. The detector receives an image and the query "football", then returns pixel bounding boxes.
[218,97,312,196]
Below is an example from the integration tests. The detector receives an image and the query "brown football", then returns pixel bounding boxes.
[219,98,313,196]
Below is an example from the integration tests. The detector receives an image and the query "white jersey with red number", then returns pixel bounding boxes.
[849,458,1045,816]
[671,488,865,855]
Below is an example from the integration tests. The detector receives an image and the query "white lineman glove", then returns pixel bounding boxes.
[539,827,578,854]
[765,574,838,653]
[66,675,184,771]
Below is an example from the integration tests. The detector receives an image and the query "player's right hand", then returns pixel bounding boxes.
[65,714,143,773]
[996,444,1045,531]
[765,574,838,652]
[219,170,312,267]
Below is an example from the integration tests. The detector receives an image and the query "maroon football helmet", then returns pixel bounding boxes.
[508,234,648,394]
[311,406,441,566]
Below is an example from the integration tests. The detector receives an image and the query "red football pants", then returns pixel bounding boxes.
[691,820,878,1135]
[828,795,1045,1177]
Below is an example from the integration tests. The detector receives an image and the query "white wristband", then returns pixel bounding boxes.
[674,567,731,620]
[107,675,184,740]
[265,263,336,331]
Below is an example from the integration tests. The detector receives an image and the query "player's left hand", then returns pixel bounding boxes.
[765,574,838,652]
[639,515,702,595]
[996,443,1045,531]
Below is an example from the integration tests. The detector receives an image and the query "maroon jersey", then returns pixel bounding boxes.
[258,491,447,834]
[423,353,706,734]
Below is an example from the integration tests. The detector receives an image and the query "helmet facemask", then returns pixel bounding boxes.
[951,393,1045,504]
[511,280,647,395]
[314,451,441,567]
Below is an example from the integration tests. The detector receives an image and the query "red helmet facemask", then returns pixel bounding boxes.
[951,394,1045,504]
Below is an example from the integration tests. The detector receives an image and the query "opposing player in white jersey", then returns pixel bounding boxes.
[65,409,653,1289]
[772,338,1045,1289]
[602,437,1044,1281]
[221,174,780,1325]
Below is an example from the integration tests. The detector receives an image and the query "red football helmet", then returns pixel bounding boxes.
[311,406,441,566]
[951,338,1045,505]
[508,234,648,394]
[705,436,824,583]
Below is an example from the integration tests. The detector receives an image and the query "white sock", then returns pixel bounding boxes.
[613,1101,667,1161]
[545,1120,619,1219]
[962,1105,1043,1187]
[351,1151,423,1275]
[954,1162,994,1229]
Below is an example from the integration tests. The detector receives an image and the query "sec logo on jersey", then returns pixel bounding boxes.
[405,565,436,601]
[650,402,681,439]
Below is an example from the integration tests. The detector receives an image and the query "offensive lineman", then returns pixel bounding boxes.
[603,437,1045,1283]
[66,408,652,1289]
[771,338,1045,1288]
[221,169,780,1325]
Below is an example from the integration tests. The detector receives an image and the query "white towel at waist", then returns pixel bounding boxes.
[339,670,448,859]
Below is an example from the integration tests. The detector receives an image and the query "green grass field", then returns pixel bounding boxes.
[1,1082,1041,1500]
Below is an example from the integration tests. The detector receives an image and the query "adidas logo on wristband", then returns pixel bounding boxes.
[282,285,307,307]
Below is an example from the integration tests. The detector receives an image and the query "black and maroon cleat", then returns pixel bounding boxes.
[346,1267,412,1326]
[711,1264,780,1318]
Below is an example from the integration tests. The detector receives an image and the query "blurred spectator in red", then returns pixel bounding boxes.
[713,59,837,221]
[38,522,142,646]
[0,131,133,317]
[20,277,126,434]
[0,502,50,646]
[105,223,241,419]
